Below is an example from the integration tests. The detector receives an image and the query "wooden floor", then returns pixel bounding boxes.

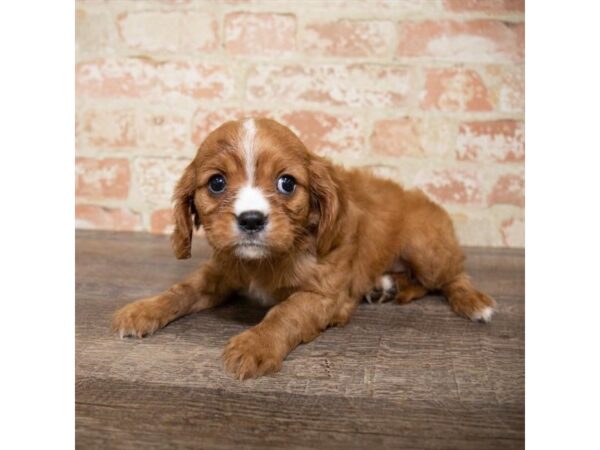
[76,230,524,450]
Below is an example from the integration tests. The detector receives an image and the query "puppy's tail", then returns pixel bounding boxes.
[442,273,496,322]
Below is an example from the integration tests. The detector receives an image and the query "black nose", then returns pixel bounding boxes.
[237,210,267,233]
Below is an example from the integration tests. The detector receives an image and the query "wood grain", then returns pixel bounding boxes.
[76,230,524,449]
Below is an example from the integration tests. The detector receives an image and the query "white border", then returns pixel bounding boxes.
[2,2,600,448]
[527,2,600,449]
[0,2,74,448]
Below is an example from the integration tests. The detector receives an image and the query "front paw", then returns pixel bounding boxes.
[222,329,284,380]
[112,297,165,338]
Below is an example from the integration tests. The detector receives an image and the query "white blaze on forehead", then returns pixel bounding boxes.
[241,118,257,182]
[234,186,270,216]
[234,118,270,217]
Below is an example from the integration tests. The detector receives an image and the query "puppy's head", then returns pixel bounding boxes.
[171,118,341,260]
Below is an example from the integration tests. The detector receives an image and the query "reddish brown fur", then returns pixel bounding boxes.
[112,118,496,380]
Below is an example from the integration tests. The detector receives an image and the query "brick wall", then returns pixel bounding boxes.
[75,0,524,247]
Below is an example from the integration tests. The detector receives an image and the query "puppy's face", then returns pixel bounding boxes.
[172,118,337,261]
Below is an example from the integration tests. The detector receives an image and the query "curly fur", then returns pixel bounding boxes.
[112,118,496,380]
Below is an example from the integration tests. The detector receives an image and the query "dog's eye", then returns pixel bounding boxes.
[276,175,296,195]
[208,174,227,194]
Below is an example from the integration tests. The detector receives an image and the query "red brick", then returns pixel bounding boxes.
[302,20,394,57]
[247,64,412,108]
[76,205,141,232]
[362,164,401,182]
[225,12,296,55]
[150,208,174,234]
[488,172,524,207]
[451,214,500,247]
[133,157,189,205]
[444,0,524,13]
[76,157,130,199]
[371,118,420,156]
[500,217,524,247]
[280,110,364,155]
[370,117,455,158]
[301,0,441,13]
[397,20,523,62]
[118,11,218,52]
[421,68,493,112]
[191,109,364,156]
[76,108,189,152]
[191,108,270,147]
[456,120,524,162]
[76,108,136,149]
[76,8,118,58]
[76,58,234,100]
[414,168,483,206]
[485,65,524,113]
[136,110,189,152]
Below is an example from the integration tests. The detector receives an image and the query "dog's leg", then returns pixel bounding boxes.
[112,263,228,338]
[222,292,341,379]
[407,252,496,322]
[406,242,496,322]
[364,274,397,304]
[375,268,494,321]
[442,273,496,322]
[364,272,429,304]
[393,273,429,304]
[396,192,496,322]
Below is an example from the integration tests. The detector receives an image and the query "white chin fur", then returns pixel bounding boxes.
[235,245,268,259]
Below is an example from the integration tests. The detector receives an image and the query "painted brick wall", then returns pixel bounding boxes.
[75,0,525,247]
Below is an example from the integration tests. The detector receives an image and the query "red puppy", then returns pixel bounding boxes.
[112,118,496,379]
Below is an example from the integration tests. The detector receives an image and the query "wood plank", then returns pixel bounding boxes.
[76,230,524,449]
[77,378,522,450]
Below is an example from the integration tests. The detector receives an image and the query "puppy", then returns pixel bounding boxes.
[112,118,496,380]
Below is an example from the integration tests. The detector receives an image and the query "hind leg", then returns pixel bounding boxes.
[442,273,496,322]
[407,243,496,322]
[393,273,429,304]
[399,192,496,322]
[404,241,496,322]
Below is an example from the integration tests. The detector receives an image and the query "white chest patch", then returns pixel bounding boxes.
[244,282,276,307]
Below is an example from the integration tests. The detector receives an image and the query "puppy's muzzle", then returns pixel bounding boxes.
[237,210,267,233]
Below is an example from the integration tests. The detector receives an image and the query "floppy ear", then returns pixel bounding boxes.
[308,155,344,256]
[171,163,200,259]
